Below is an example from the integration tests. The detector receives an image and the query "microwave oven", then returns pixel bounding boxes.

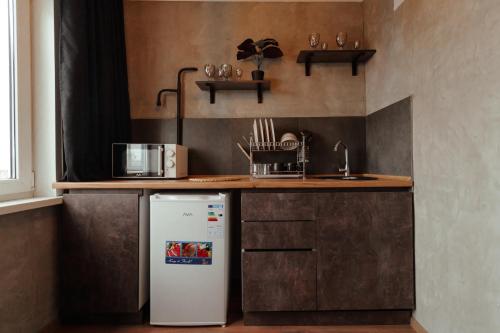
[112,143,188,179]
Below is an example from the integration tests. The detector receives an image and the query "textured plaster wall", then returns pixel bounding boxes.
[124,1,365,119]
[364,1,500,332]
[0,207,60,333]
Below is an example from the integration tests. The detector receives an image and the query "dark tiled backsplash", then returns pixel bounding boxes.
[132,96,413,177]
[132,117,367,175]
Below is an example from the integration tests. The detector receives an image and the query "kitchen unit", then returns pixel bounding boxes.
[54,175,413,325]
[2,0,496,331]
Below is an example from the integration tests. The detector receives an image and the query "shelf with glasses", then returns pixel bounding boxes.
[195,80,271,104]
[296,49,376,76]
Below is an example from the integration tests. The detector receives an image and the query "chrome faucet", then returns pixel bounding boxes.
[334,140,350,177]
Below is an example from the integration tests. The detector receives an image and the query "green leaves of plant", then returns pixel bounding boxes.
[236,38,283,61]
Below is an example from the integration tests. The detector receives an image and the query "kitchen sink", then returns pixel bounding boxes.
[312,175,378,181]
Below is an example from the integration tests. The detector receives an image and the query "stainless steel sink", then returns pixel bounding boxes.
[312,175,378,181]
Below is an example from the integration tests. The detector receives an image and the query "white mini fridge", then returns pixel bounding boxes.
[150,193,230,326]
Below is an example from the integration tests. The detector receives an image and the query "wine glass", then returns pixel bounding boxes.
[235,67,243,80]
[217,67,224,80]
[336,32,347,49]
[308,33,320,49]
[204,64,216,80]
[221,64,232,80]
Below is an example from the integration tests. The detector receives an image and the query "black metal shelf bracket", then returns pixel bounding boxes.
[352,54,362,76]
[305,54,312,76]
[209,85,216,104]
[257,83,263,103]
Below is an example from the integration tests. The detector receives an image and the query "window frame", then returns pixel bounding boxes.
[0,0,32,201]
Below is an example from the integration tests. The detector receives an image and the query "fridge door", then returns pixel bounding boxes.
[150,193,229,326]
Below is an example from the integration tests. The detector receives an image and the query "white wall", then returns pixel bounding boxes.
[364,0,500,332]
[31,0,56,197]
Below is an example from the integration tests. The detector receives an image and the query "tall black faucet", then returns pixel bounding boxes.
[156,67,198,145]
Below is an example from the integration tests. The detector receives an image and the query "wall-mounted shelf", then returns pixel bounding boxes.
[296,49,376,76]
[195,80,271,104]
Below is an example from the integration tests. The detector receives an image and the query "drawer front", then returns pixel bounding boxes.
[241,192,315,221]
[242,251,316,312]
[242,221,315,249]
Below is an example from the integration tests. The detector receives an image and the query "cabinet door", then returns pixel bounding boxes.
[242,251,316,311]
[242,221,315,250]
[61,193,139,314]
[241,192,315,221]
[316,192,414,310]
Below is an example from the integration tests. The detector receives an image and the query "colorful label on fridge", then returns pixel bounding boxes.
[165,241,213,265]
[207,204,225,239]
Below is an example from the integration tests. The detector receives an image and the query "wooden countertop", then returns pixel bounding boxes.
[53,174,412,190]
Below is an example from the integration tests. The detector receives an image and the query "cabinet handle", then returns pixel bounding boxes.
[157,146,164,176]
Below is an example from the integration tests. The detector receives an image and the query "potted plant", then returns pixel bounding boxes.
[236,38,283,80]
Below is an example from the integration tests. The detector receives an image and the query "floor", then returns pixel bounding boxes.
[47,320,416,333]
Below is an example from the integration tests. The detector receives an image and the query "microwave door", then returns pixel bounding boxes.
[126,144,148,175]
[146,145,164,177]
[113,144,136,177]
[113,143,165,178]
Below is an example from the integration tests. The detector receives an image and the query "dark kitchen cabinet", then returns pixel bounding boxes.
[242,221,315,249]
[241,192,317,312]
[241,192,316,221]
[240,190,414,325]
[242,251,316,311]
[316,192,414,310]
[61,190,149,318]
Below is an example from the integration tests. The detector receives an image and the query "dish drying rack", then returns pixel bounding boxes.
[249,135,310,179]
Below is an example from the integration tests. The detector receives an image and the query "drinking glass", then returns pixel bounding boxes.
[235,67,243,80]
[204,64,216,80]
[336,32,347,49]
[308,33,320,49]
[221,64,232,80]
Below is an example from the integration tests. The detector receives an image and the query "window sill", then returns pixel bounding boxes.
[0,196,63,216]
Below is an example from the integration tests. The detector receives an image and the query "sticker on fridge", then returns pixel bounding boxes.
[207,204,224,239]
[165,241,212,265]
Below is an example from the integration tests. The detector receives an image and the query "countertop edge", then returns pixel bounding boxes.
[53,174,413,190]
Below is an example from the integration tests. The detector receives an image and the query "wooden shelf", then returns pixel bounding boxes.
[296,49,376,76]
[195,80,270,104]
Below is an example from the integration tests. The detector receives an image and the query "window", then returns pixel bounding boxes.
[0,0,32,200]
[1,1,15,180]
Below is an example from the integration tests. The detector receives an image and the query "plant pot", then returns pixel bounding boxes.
[251,70,265,80]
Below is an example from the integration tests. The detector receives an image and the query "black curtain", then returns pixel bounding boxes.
[60,0,131,181]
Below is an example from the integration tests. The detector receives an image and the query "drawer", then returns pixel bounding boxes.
[242,221,315,249]
[241,192,315,221]
[242,251,316,311]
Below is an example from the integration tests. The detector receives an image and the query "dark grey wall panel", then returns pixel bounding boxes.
[183,119,233,174]
[132,117,366,175]
[298,117,366,174]
[366,97,412,176]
